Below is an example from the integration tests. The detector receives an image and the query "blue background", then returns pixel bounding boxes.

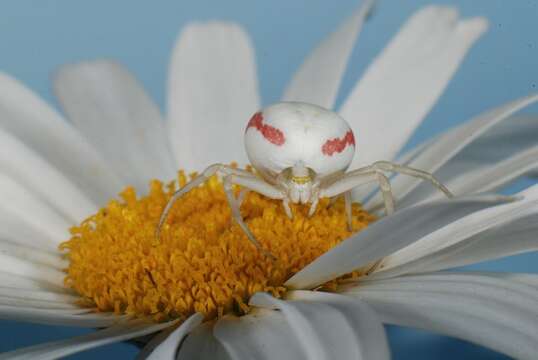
[0,0,537,358]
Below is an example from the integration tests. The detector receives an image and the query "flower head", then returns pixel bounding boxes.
[61,175,374,322]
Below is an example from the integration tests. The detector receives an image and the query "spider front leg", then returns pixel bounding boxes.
[370,161,454,198]
[156,163,264,239]
[321,170,396,217]
[283,197,293,219]
[344,191,352,231]
[222,174,284,260]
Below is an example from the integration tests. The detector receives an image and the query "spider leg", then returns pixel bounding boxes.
[237,188,250,207]
[283,197,293,219]
[223,174,284,260]
[344,191,352,231]
[320,170,395,275]
[320,171,395,216]
[376,172,396,215]
[156,163,261,239]
[329,196,339,207]
[371,161,454,198]
[308,196,319,217]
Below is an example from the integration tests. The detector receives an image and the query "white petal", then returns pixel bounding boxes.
[459,271,538,289]
[177,322,232,360]
[506,273,538,287]
[437,115,538,173]
[385,214,538,276]
[0,72,123,205]
[282,0,375,108]
[371,184,538,278]
[402,145,538,206]
[365,93,538,209]
[0,304,93,317]
[139,313,203,360]
[0,253,65,288]
[0,305,128,327]
[285,194,511,289]
[54,60,176,189]
[135,327,175,360]
[402,115,538,205]
[346,272,538,312]
[0,272,68,293]
[340,5,487,169]
[0,240,67,269]
[0,296,80,310]
[285,290,389,360]
[0,287,78,304]
[213,309,306,360]
[167,22,260,171]
[0,175,70,243]
[249,292,388,360]
[0,130,97,223]
[0,208,58,251]
[341,272,538,359]
[0,319,174,360]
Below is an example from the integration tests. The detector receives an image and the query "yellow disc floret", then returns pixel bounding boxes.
[61,170,375,322]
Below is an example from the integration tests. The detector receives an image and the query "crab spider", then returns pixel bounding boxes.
[157,102,453,259]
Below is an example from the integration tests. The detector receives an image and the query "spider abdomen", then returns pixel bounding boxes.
[244,102,356,180]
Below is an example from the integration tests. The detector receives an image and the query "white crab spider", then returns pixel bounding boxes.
[157,102,453,258]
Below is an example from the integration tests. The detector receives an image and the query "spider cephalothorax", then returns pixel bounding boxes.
[158,102,452,258]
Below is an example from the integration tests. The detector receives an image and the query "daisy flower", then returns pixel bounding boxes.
[1,2,538,359]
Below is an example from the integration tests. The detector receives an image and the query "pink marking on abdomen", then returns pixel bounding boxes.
[321,130,355,156]
[246,112,285,146]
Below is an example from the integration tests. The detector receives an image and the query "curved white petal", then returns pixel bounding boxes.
[0,287,78,304]
[177,322,231,360]
[0,176,70,243]
[371,184,538,279]
[365,93,538,208]
[402,115,538,205]
[0,273,68,293]
[0,131,97,223]
[1,306,90,316]
[285,290,390,360]
[458,271,538,289]
[341,273,538,359]
[402,145,538,206]
[340,5,487,170]
[54,60,176,190]
[381,213,538,277]
[135,327,175,360]
[0,240,67,269]
[435,115,538,175]
[0,306,128,327]
[0,72,123,205]
[504,273,538,287]
[286,194,511,289]
[139,313,203,360]
[0,319,173,360]
[213,309,307,360]
[167,22,260,171]
[0,253,65,288]
[0,296,80,310]
[282,0,375,108]
[0,208,58,252]
[249,292,389,360]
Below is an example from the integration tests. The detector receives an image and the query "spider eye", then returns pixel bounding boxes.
[291,175,311,185]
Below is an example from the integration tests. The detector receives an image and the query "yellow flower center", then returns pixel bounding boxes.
[61,170,375,322]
